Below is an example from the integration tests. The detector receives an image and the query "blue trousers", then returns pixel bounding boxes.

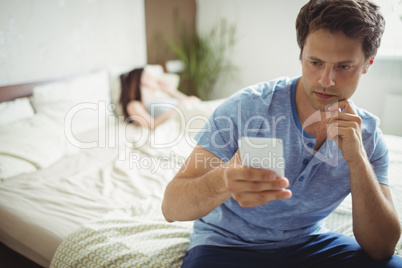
[181,232,402,268]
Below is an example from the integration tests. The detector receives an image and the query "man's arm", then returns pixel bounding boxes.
[327,100,401,260]
[162,145,291,222]
[349,157,400,260]
[162,145,231,222]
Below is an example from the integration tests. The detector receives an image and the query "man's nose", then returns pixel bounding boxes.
[318,66,335,88]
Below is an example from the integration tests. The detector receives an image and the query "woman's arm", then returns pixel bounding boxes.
[141,72,186,98]
[160,85,189,101]
[127,100,182,130]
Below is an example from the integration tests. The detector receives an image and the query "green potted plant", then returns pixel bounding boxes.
[167,15,237,100]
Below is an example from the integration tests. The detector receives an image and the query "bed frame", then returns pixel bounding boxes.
[0,81,45,103]
[0,71,98,103]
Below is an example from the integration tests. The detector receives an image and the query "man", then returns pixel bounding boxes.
[162,0,402,267]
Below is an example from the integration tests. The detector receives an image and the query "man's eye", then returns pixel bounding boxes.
[310,61,321,66]
[339,65,351,70]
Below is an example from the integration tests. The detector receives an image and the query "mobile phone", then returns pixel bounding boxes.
[238,137,285,177]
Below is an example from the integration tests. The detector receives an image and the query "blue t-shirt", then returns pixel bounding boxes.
[190,76,389,250]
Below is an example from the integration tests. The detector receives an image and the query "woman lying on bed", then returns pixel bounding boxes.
[120,68,200,129]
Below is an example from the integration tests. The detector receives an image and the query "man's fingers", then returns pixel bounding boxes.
[328,119,360,132]
[327,99,357,115]
[339,100,357,115]
[327,116,362,141]
[224,152,292,208]
[328,124,361,141]
[328,111,361,123]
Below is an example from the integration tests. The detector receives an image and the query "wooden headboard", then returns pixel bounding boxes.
[0,81,51,103]
[0,71,99,103]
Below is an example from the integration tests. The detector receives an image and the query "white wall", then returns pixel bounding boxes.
[0,0,147,86]
[196,0,402,136]
[353,59,402,136]
[196,0,304,99]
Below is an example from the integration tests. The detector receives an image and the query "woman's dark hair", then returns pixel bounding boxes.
[296,0,385,60]
[119,68,144,120]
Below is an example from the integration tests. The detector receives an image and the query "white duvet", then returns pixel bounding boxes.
[0,115,65,179]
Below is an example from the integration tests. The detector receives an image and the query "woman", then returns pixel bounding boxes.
[120,68,200,130]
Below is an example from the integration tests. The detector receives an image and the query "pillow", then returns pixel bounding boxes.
[166,59,185,73]
[0,155,37,181]
[31,70,113,135]
[0,97,35,126]
[159,73,180,91]
[144,64,164,79]
[148,73,181,101]
[0,114,65,180]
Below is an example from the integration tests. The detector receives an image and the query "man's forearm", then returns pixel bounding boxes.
[349,154,401,259]
[162,166,231,222]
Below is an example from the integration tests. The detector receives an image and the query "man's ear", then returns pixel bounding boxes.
[363,54,376,74]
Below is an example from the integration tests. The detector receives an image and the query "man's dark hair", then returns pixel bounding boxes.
[296,0,385,60]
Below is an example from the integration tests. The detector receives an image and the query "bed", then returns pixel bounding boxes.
[0,68,401,267]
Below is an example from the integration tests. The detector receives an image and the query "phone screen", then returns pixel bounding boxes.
[238,137,285,177]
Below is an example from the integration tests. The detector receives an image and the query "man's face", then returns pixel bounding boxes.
[300,29,368,112]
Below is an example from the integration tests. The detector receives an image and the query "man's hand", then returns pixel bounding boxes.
[223,151,292,207]
[327,100,365,163]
